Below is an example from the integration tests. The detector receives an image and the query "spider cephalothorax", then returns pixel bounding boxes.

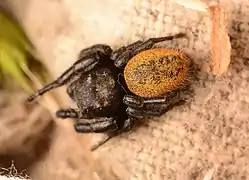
[27,33,192,151]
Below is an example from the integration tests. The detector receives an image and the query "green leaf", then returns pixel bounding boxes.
[0,39,28,65]
[0,41,32,92]
[0,10,36,92]
[0,11,33,53]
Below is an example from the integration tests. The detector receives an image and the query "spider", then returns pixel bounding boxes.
[27,33,192,151]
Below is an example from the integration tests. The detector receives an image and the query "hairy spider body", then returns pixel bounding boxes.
[27,33,192,151]
[124,48,190,98]
[67,67,122,117]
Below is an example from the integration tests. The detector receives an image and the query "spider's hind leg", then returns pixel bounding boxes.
[27,44,112,102]
[110,40,143,61]
[78,44,112,59]
[113,33,186,68]
[123,91,186,118]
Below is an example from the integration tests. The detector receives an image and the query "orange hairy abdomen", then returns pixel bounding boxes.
[124,48,191,98]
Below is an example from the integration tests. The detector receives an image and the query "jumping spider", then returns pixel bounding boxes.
[28,33,192,151]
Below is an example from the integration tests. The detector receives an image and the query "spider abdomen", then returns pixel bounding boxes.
[124,48,191,98]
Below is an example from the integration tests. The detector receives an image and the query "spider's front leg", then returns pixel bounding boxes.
[76,116,122,151]
[75,116,120,151]
[27,44,112,102]
[56,108,97,119]
[56,107,120,151]
[56,107,118,134]
[74,117,117,133]
[112,33,185,68]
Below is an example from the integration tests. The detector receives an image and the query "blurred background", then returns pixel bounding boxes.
[0,3,55,178]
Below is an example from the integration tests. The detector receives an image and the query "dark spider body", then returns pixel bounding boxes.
[27,33,191,151]
[64,63,128,132]
[68,67,121,117]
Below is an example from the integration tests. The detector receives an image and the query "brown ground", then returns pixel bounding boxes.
[1,0,249,180]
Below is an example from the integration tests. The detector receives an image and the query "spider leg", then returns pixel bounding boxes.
[126,107,144,119]
[110,40,143,61]
[123,91,186,117]
[27,44,112,102]
[126,100,185,118]
[122,117,137,131]
[74,116,119,151]
[74,117,117,133]
[90,131,119,151]
[78,44,112,59]
[55,108,121,151]
[56,108,98,119]
[123,91,179,108]
[114,33,185,68]
[125,106,168,118]
[90,116,138,151]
